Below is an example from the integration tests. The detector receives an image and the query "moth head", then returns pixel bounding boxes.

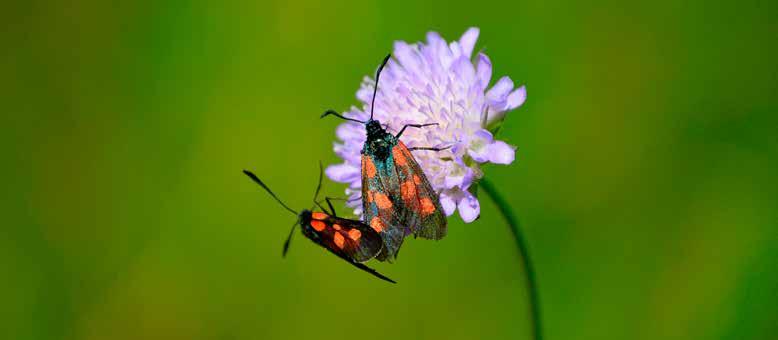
[298,210,319,239]
[365,119,384,138]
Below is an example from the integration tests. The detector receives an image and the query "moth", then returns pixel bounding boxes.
[322,54,447,262]
[242,165,395,283]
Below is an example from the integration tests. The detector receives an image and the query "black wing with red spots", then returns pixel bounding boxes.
[389,141,447,240]
[361,153,407,262]
[322,54,446,263]
[361,140,448,262]
[242,169,393,283]
[302,211,384,263]
[299,212,393,283]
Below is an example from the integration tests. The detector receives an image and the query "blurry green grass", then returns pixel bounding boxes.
[1,0,775,339]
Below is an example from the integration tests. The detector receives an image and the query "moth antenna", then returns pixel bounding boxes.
[370,54,391,121]
[282,219,297,257]
[243,170,298,216]
[348,257,396,283]
[321,110,365,124]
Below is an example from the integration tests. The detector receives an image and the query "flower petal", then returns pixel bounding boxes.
[393,41,421,75]
[457,191,480,223]
[476,53,492,89]
[327,28,524,218]
[448,41,462,58]
[333,143,360,164]
[486,140,516,164]
[506,85,527,110]
[486,76,514,106]
[443,159,474,189]
[451,56,476,83]
[444,175,463,189]
[439,192,457,216]
[336,122,365,142]
[473,129,494,142]
[459,27,480,58]
[468,129,495,163]
[444,170,466,188]
[427,31,454,68]
[450,140,467,158]
[356,78,374,103]
[325,164,360,183]
[426,31,445,47]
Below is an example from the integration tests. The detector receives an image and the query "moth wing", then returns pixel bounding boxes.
[302,215,393,283]
[314,216,383,263]
[390,141,447,240]
[362,154,406,262]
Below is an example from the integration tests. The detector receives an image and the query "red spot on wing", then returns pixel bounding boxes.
[310,220,326,231]
[312,212,328,220]
[370,217,384,233]
[333,224,342,231]
[333,233,345,249]
[413,174,422,185]
[363,156,377,178]
[373,192,393,210]
[400,180,416,203]
[348,229,361,241]
[392,146,407,166]
[420,197,436,216]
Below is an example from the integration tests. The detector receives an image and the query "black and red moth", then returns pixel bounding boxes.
[322,54,447,262]
[242,167,395,283]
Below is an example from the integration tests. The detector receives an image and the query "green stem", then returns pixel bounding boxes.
[480,178,542,340]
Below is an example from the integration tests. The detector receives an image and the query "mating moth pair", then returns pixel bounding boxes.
[245,55,447,283]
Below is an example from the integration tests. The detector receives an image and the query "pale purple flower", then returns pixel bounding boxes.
[326,27,526,223]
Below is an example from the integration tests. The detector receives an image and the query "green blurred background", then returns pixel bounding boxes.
[2,0,776,339]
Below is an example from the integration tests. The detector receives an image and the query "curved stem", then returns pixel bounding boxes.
[480,178,542,340]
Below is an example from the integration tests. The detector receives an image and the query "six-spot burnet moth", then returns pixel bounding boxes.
[242,164,396,284]
[322,54,448,262]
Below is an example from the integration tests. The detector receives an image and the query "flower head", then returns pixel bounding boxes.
[326,27,526,222]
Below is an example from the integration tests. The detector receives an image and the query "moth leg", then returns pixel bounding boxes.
[408,145,452,152]
[281,220,298,258]
[322,196,350,201]
[313,197,349,217]
[314,201,332,216]
[395,123,438,139]
[324,197,338,217]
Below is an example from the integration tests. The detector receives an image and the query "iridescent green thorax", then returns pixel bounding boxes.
[362,119,396,162]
